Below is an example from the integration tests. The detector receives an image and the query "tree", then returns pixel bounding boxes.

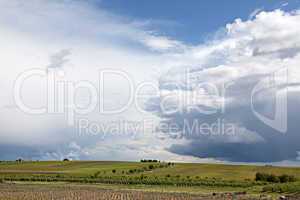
[148,165,154,170]
[255,172,268,181]
[279,174,296,183]
[267,174,280,183]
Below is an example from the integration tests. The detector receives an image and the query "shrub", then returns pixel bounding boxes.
[255,172,296,183]
[255,172,268,181]
[148,165,154,170]
[94,171,101,178]
[262,182,300,193]
[267,174,280,183]
[279,174,297,183]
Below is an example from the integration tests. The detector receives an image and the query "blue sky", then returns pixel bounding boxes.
[99,0,297,44]
[0,0,300,164]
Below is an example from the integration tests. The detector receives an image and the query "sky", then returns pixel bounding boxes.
[1,0,300,165]
[99,0,298,44]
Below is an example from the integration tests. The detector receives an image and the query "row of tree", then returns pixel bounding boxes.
[140,159,159,163]
[255,172,297,183]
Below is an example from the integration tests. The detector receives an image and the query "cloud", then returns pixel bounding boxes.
[1,1,300,164]
[81,134,211,163]
[47,49,72,70]
[0,0,194,161]
[147,9,300,163]
[249,8,264,20]
[142,35,186,52]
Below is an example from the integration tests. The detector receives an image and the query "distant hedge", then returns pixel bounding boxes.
[140,159,159,163]
[255,172,297,183]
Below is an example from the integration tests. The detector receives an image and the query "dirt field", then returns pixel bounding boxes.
[0,183,269,200]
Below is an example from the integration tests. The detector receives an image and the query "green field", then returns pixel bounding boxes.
[1,161,300,180]
[1,161,300,199]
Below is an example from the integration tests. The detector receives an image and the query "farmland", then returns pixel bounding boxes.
[0,161,300,199]
[0,183,266,200]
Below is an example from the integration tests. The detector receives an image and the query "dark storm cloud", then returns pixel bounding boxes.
[148,67,300,162]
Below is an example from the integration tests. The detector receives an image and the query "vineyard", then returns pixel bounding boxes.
[0,161,300,199]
